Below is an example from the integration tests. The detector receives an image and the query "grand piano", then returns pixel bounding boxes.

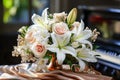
[78,5,120,80]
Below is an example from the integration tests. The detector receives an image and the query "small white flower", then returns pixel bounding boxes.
[35,58,48,72]
[71,42,79,48]
[14,46,23,54]
[52,22,69,35]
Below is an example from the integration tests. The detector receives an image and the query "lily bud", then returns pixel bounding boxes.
[67,8,77,26]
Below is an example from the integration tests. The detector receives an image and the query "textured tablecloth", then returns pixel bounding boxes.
[0,63,113,80]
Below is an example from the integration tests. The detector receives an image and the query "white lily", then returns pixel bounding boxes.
[47,32,76,65]
[71,20,93,49]
[76,44,97,71]
[33,26,50,42]
[31,8,49,30]
[25,25,50,49]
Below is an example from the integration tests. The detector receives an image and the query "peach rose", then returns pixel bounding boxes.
[53,12,67,22]
[25,31,36,44]
[72,22,80,27]
[53,22,68,35]
[70,22,80,30]
[31,42,47,58]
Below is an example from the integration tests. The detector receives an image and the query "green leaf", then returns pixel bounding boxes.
[64,54,78,67]
[93,45,100,50]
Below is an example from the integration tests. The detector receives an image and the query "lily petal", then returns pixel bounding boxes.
[76,45,97,62]
[82,56,97,62]
[78,59,86,71]
[79,40,93,49]
[77,20,84,35]
[47,45,59,53]
[57,52,66,65]
[76,30,92,41]
[52,32,71,47]
[71,25,77,34]
[51,33,58,46]
[62,46,76,57]
[59,32,71,46]
[78,51,97,62]
[42,8,48,23]
[31,14,49,29]
[32,14,43,26]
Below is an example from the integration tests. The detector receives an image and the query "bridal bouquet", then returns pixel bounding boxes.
[12,8,99,72]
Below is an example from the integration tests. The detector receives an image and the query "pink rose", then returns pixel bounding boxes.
[31,42,47,58]
[53,22,68,35]
[36,44,45,53]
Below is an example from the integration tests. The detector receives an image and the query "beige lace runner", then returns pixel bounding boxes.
[0,63,113,80]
